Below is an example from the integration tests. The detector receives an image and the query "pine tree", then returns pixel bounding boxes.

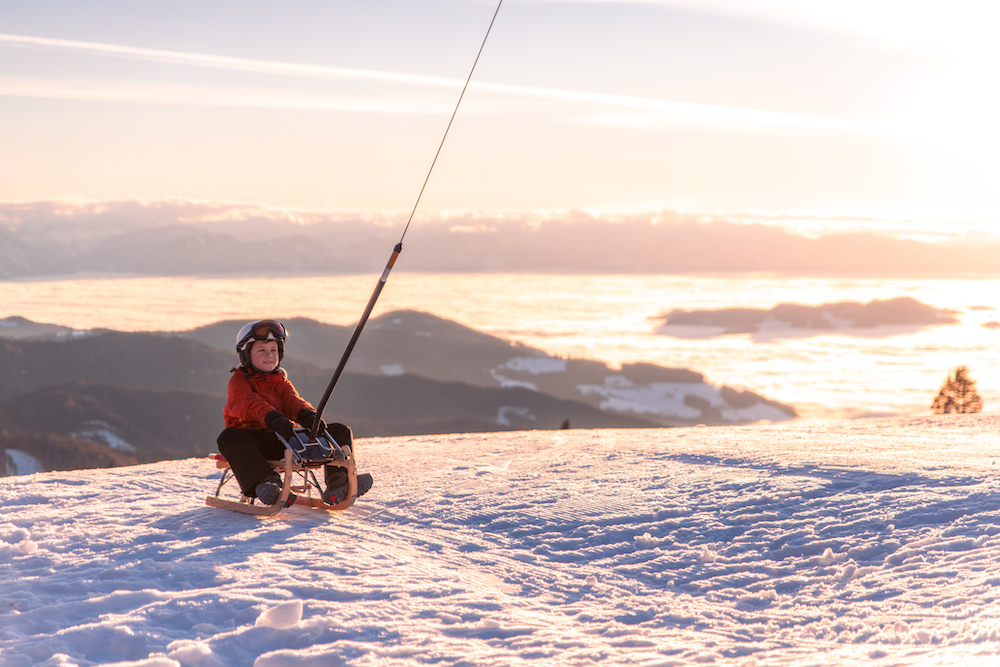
[931,365,983,414]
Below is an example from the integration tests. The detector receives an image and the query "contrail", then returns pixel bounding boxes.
[0,33,460,88]
[0,32,876,135]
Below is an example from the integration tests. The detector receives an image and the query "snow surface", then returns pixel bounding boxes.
[4,417,1000,666]
[488,369,538,392]
[501,357,569,375]
[496,406,537,427]
[2,450,44,476]
[71,423,138,453]
[576,378,791,424]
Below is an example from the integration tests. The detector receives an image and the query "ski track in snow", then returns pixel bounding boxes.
[3,417,1000,666]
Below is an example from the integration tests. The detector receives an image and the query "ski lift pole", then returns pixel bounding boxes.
[309,242,401,440]
[309,0,504,442]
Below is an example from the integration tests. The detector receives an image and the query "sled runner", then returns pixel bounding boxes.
[206,427,358,516]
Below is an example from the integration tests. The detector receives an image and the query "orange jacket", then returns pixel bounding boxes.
[223,368,314,430]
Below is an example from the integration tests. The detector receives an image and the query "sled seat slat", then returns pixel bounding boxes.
[212,453,349,472]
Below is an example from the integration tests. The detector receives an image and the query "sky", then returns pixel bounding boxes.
[1,0,999,236]
[4,419,1000,665]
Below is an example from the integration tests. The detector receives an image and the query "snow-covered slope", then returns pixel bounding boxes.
[2,449,43,476]
[3,417,1000,666]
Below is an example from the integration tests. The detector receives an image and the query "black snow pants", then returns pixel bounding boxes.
[216,423,354,498]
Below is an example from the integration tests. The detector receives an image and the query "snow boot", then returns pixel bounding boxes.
[358,472,373,497]
[255,476,296,507]
[323,473,373,505]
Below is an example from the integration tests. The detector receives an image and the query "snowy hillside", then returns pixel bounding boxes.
[183,311,797,427]
[3,417,1000,666]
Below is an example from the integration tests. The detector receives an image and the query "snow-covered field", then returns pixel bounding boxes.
[4,417,1000,666]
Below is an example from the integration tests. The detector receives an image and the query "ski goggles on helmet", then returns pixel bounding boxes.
[236,319,287,352]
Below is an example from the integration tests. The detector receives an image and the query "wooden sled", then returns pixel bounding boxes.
[205,429,358,516]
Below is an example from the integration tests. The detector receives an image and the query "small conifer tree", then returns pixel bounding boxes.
[931,365,983,414]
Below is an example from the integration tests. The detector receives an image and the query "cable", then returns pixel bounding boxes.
[309,0,504,436]
[399,0,504,245]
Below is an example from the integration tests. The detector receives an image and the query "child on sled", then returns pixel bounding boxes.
[216,319,373,506]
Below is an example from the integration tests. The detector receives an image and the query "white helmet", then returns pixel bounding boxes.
[235,320,287,370]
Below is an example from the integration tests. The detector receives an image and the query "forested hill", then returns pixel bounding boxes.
[0,310,795,474]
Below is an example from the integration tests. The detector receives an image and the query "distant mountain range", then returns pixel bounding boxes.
[2,201,999,277]
[0,310,796,475]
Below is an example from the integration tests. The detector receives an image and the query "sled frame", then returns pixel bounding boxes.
[205,429,358,516]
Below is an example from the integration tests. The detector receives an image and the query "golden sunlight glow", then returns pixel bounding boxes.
[1,2,998,221]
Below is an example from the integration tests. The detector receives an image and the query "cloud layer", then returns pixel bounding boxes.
[1,199,997,278]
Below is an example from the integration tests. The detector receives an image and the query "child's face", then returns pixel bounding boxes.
[250,340,280,372]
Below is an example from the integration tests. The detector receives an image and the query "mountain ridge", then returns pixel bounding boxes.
[0,310,796,475]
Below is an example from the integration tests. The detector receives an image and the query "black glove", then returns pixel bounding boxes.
[297,409,327,435]
[264,410,295,440]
